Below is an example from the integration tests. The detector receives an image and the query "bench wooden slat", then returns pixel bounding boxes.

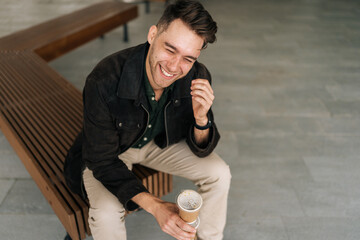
[165,171,172,194]
[5,93,74,149]
[25,51,84,104]
[144,166,159,197]
[0,53,83,177]
[158,171,164,197]
[0,2,138,61]
[3,90,71,155]
[13,52,83,129]
[18,55,83,124]
[137,165,153,194]
[2,56,82,137]
[0,101,86,240]
[0,52,89,240]
[0,71,68,165]
[2,98,66,171]
[0,96,88,240]
[0,73,73,153]
[142,166,160,197]
[133,165,173,198]
[0,53,79,145]
[25,53,84,112]
[136,165,155,196]
[15,54,83,125]
[132,166,149,192]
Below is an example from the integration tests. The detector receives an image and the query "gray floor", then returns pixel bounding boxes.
[1,0,360,239]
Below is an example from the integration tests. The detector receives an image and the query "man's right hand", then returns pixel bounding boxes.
[132,192,196,240]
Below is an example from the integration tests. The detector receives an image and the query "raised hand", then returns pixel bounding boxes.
[190,79,214,126]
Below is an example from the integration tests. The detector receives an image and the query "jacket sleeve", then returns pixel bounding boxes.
[82,76,148,211]
[185,62,221,157]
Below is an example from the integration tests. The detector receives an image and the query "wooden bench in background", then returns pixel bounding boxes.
[0,2,172,240]
[0,1,137,61]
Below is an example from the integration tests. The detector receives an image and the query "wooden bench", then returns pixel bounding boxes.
[0,2,173,240]
[0,1,137,61]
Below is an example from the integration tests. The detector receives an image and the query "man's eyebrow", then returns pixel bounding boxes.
[164,42,198,61]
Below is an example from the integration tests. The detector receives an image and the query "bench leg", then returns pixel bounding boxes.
[123,24,129,42]
[145,0,150,13]
[64,233,72,240]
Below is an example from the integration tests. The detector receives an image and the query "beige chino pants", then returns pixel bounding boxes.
[83,140,231,240]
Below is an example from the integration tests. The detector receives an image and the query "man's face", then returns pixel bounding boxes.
[146,19,204,91]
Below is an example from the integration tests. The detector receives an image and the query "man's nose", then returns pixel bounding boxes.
[167,56,181,72]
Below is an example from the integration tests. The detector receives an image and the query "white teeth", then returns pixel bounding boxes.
[160,66,173,77]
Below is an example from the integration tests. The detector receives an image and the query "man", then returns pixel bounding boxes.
[65,1,231,239]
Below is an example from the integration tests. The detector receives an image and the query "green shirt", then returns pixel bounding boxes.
[132,67,174,148]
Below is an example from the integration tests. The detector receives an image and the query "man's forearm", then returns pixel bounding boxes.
[132,192,162,214]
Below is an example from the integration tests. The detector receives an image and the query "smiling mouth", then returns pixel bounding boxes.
[160,65,174,77]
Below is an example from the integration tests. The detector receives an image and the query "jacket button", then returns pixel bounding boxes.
[119,122,122,127]
[174,99,179,104]
[137,123,141,128]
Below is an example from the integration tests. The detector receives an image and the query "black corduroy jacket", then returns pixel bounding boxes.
[64,43,220,211]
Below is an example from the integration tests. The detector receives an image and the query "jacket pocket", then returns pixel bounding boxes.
[115,118,142,131]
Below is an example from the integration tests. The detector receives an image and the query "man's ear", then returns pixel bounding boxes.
[147,25,158,45]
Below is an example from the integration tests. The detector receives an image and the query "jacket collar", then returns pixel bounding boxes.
[116,43,147,100]
[116,42,193,103]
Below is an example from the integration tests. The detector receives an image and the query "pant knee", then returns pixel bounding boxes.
[89,207,127,240]
[89,207,126,227]
[200,156,232,192]
[213,163,232,191]
[88,195,126,227]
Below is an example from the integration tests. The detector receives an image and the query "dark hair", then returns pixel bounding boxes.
[157,0,217,49]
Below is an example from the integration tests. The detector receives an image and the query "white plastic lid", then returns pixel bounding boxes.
[177,189,203,211]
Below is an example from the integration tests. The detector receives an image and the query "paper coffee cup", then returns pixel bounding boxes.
[176,190,203,223]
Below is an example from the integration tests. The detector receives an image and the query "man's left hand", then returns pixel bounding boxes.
[191,79,214,126]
